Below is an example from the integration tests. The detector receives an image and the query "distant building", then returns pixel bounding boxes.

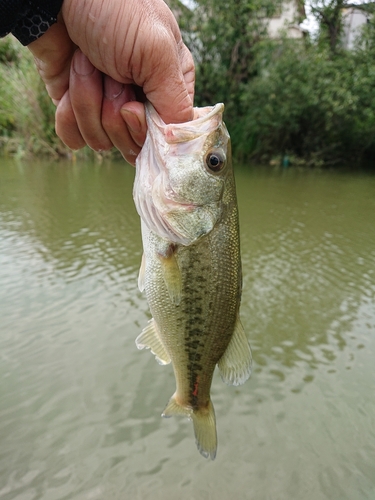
[341,5,372,49]
[267,0,307,39]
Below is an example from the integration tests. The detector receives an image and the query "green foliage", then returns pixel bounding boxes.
[239,36,375,165]
[0,37,119,160]
[171,0,281,119]
[310,0,346,53]
[172,0,375,166]
[0,40,64,157]
[2,2,375,166]
[0,36,20,64]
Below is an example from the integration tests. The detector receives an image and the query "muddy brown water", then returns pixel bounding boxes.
[1,158,374,499]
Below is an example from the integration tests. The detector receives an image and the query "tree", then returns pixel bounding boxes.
[309,0,375,53]
[170,0,281,116]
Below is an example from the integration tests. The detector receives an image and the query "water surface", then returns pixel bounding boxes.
[1,158,374,499]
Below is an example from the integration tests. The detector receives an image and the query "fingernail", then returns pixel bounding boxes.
[73,50,95,76]
[104,77,124,100]
[121,108,142,133]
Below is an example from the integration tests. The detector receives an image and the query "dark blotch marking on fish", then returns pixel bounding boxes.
[179,248,211,408]
[188,352,202,363]
[185,339,201,351]
[192,376,200,397]
[189,362,203,373]
[186,326,203,336]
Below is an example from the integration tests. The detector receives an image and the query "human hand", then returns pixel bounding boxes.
[27,0,195,164]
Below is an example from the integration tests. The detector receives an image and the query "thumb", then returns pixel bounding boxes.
[142,41,195,125]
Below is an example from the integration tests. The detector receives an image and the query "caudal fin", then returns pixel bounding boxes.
[192,400,217,460]
[162,395,217,460]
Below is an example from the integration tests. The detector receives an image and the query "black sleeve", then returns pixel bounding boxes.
[0,0,63,45]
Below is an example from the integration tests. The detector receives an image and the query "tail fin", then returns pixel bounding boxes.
[162,394,217,460]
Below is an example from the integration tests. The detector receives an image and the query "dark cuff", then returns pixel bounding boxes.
[11,1,63,45]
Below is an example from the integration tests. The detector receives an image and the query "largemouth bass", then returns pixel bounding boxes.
[133,102,252,460]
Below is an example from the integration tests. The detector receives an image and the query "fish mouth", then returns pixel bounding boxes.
[148,103,225,144]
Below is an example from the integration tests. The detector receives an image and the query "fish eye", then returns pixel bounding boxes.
[205,150,226,173]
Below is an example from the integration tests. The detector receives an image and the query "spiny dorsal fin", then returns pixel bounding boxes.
[218,317,252,386]
[135,318,171,365]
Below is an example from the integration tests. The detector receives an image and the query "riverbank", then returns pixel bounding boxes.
[2,30,375,168]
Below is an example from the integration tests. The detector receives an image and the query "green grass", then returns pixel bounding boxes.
[0,37,119,161]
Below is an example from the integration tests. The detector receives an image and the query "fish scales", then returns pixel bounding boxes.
[133,102,252,460]
[144,208,239,407]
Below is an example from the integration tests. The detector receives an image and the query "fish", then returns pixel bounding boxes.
[133,102,252,460]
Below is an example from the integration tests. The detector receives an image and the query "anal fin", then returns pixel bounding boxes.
[135,318,171,365]
[218,317,252,386]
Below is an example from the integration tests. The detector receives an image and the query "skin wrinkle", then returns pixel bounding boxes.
[129,2,172,84]
[97,1,124,78]
[142,32,192,122]
[119,5,143,84]
[85,1,107,74]
[64,1,105,75]
[72,0,194,103]
[179,41,195,95]
[127,0,194,123]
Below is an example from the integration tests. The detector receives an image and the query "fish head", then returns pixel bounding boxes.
[134,102,231,245]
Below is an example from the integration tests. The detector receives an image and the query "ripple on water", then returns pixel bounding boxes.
[1,161,375,499]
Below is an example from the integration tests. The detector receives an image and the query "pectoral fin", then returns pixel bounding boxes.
[135,318,171,365]
[158,250,182,305]
[218,317,252,386]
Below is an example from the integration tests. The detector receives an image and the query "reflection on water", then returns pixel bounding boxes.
[1,158,374,499]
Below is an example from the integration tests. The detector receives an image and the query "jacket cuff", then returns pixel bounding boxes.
[12,0,63,45]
